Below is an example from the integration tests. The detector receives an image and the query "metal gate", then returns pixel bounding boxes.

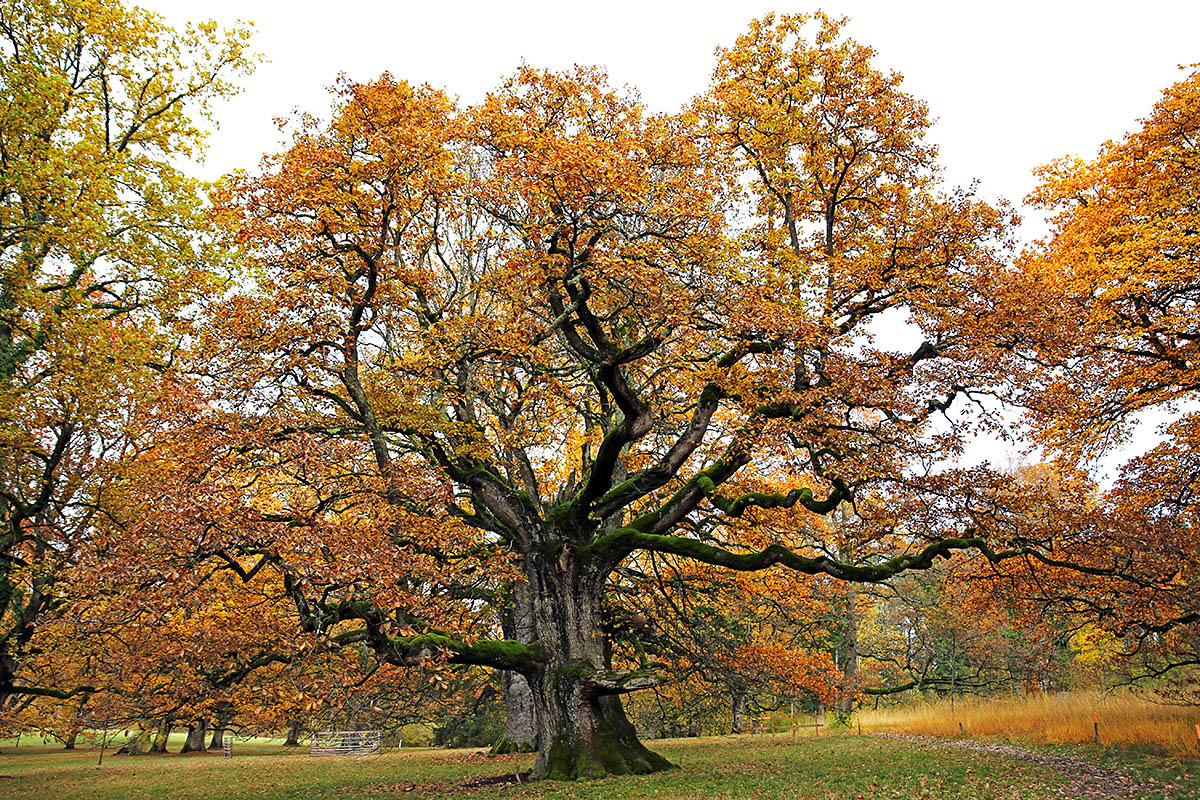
[309,729,383,756]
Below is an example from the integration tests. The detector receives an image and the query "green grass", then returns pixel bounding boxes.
[0,732,1069,799]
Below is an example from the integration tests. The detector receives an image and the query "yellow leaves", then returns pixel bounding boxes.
[0,2,256,625]
[2,0,253,268]
[1069,624,1121,667]
[1021,65,1200,458]
[706,12,935,214]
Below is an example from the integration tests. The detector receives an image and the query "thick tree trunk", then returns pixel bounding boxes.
[524,558,671,780]
[492,582,538,754]
[208,709,232,750]
[531,680,669,779]
[731,690,749,734]
[179,719,207,753]
[151,718,172,753]
[283,718,303,747]
[494,670,537,753]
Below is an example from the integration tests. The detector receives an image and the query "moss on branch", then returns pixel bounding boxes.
[383,632,544,672]
[695,475,848,517]
[586,528,1028,584]
[319,598,544,673]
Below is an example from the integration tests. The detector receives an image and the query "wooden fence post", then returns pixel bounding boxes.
[1093,711,1100,745]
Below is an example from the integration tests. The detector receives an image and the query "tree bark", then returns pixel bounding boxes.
[150,718,172,753]
[731,690,749,734]
[117,728,152,755]
[179,719,207,754]
[492,582,538,754]
[523,556,671,780]
[839,586,859,716]
[208,708,232,750]
[283,718,303,747]
[0,535,53,711]
[495,669,537,753]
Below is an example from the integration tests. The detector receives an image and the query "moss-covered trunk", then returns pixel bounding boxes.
[525,547,671,780]
[151,718,172,753]
[531,682,670,779]
[117,727,152,755]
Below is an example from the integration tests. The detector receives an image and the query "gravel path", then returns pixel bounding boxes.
[875,733,1179,798]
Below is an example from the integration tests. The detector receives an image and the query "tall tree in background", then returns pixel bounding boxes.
[1022,66,1200,460]
[1004,66,1200,690]
[0,0,252,705]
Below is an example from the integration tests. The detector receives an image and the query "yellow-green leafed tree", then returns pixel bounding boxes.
[0,0,251,706]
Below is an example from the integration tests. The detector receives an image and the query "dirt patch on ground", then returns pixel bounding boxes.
[460,772,532,788]
[341,770,532,795]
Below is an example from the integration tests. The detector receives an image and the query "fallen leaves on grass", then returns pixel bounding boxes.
[876,733,1182,798]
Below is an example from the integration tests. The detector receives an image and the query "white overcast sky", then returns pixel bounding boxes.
[143,0,1200,233]
[141,0,1199,479]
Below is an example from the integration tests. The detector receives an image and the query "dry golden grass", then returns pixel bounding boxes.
[860,690,1200,756]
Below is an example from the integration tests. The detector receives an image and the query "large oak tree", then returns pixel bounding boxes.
[149,13,1093,779]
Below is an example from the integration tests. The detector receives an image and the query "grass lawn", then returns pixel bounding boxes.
[0,731,1193,799]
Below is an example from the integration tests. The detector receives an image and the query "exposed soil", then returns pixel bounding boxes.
[460,772,532,788]
[341,769,532,795]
